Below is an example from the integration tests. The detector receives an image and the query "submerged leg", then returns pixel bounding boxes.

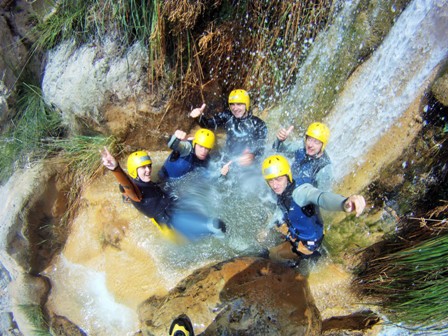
[170,211,226,241]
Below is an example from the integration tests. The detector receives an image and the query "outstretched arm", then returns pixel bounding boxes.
[100,147,118,170]
[100,147,142,202]
[167,130,193,156]
[189,104,231,129]
[273,125,297,153]
[293,183,366,216]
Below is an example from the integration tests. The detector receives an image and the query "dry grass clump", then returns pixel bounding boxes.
[163,0,215,32]
[44,135,121,240]
[157,0,333,109]
[29,1,333,112]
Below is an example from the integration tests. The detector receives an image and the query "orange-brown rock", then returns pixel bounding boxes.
[138,257,321,336]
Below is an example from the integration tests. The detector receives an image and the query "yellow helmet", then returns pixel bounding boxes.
[228,89,250,110]
[262,155,292,182]
[192,128,215,149]
[127,151,152,179]
[306,122,330,151]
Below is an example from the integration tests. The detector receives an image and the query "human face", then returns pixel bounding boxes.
[305,136,323,157]
[137,164,152,182]
[194,144,210,160]
[267,175,289,195]
[229,103,247,119]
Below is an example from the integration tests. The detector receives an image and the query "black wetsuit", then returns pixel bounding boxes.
[130,179,173,224]
[198,110,267,160]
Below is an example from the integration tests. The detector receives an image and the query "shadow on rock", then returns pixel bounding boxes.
[138,257,321,336]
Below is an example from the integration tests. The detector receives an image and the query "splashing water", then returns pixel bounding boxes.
[45,255,140,336]
[153,165,279,271]
[44,153,280,335]
[42,1,448,335]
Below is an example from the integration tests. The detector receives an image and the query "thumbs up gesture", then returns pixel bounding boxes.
[276,125,294,141]
[189,104,206,118]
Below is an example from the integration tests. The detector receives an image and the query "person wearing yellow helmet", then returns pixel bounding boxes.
[189,89,267,170]
[273,122,333,191]
[100,147,226,241]
[261,154,366,264]
[158,128,216,181]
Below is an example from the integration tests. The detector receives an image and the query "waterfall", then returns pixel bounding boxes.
[326,0,448,182]
[17,0,448,335]
[268,0,448,188]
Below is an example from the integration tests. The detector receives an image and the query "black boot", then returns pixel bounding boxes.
[169,314,194,336]
[212,219,227,233]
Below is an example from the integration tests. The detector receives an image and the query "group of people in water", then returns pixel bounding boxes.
[100,89,366,266]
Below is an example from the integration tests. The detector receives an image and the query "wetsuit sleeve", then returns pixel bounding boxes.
[292,183,346,210]
[315,164,333,191]
[272,139,299,154]
[167,135,193,157]
[109,165,143,202]
[198,111,231,130]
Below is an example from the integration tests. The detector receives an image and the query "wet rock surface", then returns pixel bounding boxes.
[49,315,87,336]
[138,257,322,336]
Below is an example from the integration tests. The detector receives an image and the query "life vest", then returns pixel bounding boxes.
[292,148,331,187]
[277,182,324,243]
[158,141,210,180]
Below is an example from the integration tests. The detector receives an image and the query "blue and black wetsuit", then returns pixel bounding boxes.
[158,140,210,181]
[292,148,331,188]
[273,181,347,257]
[277,181,324,254]
[273,139,333,190]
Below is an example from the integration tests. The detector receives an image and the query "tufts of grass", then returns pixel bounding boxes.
[45,134,120,180]
[31,1,89,51]
[0,83,62,183]
[354,203,448,331]
[32,0,158,51]
[44,134,121,228]
[18,304,51,336]
[371,233,447,329]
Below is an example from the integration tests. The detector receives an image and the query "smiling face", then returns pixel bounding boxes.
[229,103,247,119]
[137,164,152,182]
[267,175,289,195]
[305,136,324,157]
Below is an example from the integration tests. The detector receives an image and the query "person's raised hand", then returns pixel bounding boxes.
[238,149,254,166]
[220,160,232,176]
[100,146,118,170]
[174,130,187,140]
[276,125,294,141]
[189,104,206,118]
[343,195,366,217]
